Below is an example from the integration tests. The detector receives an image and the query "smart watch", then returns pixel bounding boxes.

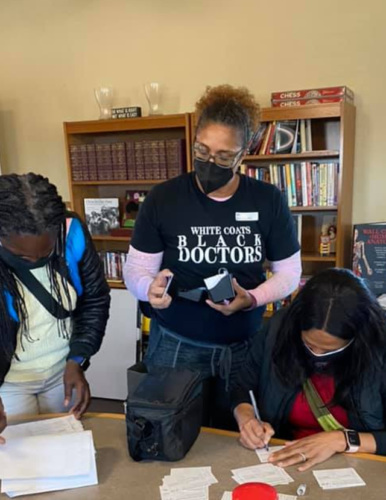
[67,356,90,371]
[343,429,360,453]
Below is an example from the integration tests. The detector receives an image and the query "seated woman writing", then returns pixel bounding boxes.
[232,268,386,470]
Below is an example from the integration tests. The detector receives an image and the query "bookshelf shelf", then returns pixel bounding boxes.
[92,235,131,242]
[65,114,190,135]
[290,206,337,212]
[107,281,126,289]
[72,180,164,186]
[244,150,340,162]
[260,102,346,121]
[301,252,337,263]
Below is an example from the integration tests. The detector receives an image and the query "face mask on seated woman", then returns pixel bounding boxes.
[302,338,354,372]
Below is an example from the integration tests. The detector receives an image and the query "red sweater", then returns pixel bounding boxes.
[289,374,349,439]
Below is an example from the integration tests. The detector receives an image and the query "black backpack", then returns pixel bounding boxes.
[125,363,203,462]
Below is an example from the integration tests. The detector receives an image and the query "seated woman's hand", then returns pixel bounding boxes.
[235,403,274,450]
[148,269,174,309]
[268,431,346,471]
[206,279,253,316]
[240,418,275,450]
[0,397,7,444]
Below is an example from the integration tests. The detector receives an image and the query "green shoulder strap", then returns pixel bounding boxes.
[302,378,345,432]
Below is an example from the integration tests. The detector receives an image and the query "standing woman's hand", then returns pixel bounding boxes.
[0,397,7,444]
[148,269,174,309]
[63,362,91,419]
[206,278,253,316]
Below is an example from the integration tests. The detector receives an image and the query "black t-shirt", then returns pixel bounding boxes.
[131,173,299,344]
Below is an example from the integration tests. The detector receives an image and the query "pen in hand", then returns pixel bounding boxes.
[249,389,269,452]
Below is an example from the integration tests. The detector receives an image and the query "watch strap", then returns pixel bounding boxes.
[67,356,90,371]
[344,429,360,453]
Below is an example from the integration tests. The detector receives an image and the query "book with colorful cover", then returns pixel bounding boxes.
[271,86,354,101]
[353,223,386,297]
[274,120,298,154]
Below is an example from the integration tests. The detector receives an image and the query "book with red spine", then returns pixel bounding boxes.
[272,97,351,108]
[271,86,354,101]
[294,164,302,206]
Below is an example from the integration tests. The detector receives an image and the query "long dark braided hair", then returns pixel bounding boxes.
[0,173,73,359]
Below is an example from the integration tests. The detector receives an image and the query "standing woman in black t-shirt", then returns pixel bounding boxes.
[124,85,301,429]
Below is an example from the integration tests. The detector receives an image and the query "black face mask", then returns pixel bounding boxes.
[194,159,234,195]
[0,245,54,270]
[303,339,354,373]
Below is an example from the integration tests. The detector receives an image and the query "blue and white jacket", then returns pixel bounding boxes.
[0,213,111,385]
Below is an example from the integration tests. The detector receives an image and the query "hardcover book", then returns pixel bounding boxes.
[84,198,120,236]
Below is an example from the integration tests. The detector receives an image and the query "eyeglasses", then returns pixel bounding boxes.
[192,142,244,169]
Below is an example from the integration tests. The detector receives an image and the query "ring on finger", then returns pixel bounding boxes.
[299,452,307,463]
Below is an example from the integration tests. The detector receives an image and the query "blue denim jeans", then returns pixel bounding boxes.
[144,319,250,429]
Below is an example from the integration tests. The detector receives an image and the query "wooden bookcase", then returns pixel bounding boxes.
[64,113,192,289]
[64,103,355,288]
[243,102,356,276]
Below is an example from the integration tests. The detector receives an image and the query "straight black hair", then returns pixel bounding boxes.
[272,268,386,409]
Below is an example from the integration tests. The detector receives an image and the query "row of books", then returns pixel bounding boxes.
[98,250,126,282]
[271,85,354,107]
[70,139,186,182]
[249,120,313,155]
[241,162,339,207]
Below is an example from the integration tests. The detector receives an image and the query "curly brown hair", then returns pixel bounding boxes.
[195,84,260,146]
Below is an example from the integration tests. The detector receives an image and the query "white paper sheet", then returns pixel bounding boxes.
[160,467,217,500]
[231,463,293,486]
[313,467,366,490]
[2,415,83,441]
[0,430,93,481]
[255,445,285,463]
[2,437,97,497]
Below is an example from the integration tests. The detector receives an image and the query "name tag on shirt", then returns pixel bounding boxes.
[235,212,259,222]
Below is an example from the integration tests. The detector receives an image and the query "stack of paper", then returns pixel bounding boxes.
[313,468,366,490]
[160,467,218,500]
[232,464,294,486]
[0,415,97,497]
[255,446,285,463]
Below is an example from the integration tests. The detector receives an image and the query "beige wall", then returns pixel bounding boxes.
[0,0,385,223]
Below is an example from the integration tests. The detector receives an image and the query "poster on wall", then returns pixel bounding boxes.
[352,223,386,297]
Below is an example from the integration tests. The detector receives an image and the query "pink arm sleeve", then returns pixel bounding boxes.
[248,251,302,308]
[123,246,164,301]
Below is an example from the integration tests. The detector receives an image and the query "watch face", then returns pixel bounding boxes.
[347,430,360,446]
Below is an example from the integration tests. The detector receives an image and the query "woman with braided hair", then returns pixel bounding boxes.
[124,85,301,428]
[0,173,110,442]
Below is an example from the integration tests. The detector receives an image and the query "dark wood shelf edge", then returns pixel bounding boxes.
[245,151,340,161]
